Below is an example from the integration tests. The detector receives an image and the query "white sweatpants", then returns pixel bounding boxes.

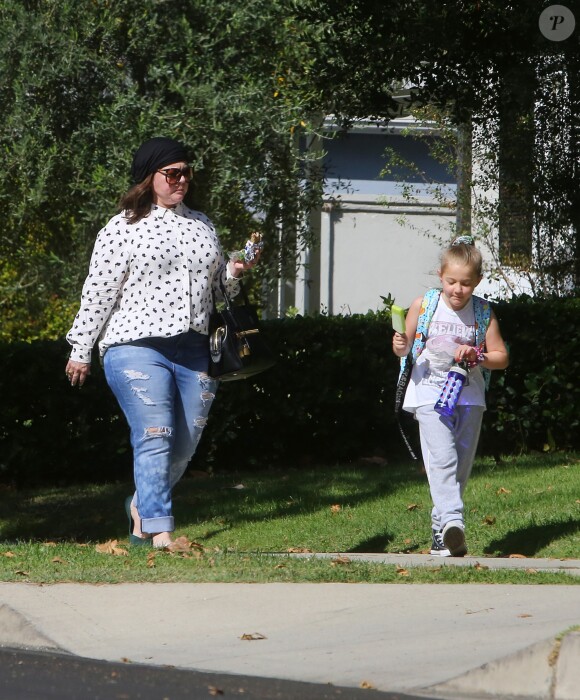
[415,405,485,532]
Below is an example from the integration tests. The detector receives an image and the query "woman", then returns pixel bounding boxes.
[65,136,259,548]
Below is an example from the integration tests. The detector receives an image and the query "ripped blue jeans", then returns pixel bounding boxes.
[103,331,218,534]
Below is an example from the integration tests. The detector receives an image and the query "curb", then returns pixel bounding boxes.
[282,552,580,576]
[0,604,63,653]
[423,631,580,700]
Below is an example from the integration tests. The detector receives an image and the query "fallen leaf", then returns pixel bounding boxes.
[2,552,15,558]
[274,563,286,569]
[360,680,375,689]
[14,570,29,577]
[330,556,351,566]
[42,542,57,547]
[359,456,388,466]
[404,538,412,544]
[407,503,420,511]
[287,547,312,553]
[95,540,114,554]
[497,487,511,495]
[525,568,538,574]
[167,536,195,553]
[482,515,496,526]
[396,566,409,577]
[330,504,341,514]
[240,632,267,641]
[146,552,156,569]
[208,687,224,696]
[229,484,246,490]
[51,557,66,565]
[517,613,533,618]
[508,553,527,559]
[474,561,489,570]
[95,540,128,556]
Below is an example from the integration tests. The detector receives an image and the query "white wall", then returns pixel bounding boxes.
[294,194,455,315]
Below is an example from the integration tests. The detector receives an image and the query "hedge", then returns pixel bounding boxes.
[0,297,578,486]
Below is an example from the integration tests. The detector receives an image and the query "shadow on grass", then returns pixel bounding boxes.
[347,533,394,554]
[0,463,422,543]
[483,518,580,557]
[0,483,131,543]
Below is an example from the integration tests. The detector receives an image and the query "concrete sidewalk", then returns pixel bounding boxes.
[1,555,580,699]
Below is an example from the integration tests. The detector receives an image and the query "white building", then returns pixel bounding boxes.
[272,118,458,317]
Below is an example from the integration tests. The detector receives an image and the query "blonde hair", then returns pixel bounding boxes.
[440,236,483,276]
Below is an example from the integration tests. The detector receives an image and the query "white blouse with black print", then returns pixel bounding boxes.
[66,202,240,364]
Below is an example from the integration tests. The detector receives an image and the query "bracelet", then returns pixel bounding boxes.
[467,347,485,368]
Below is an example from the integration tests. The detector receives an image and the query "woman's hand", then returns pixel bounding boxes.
[65,360,91,387]
[228,251,261,278]
[228,233,263,278]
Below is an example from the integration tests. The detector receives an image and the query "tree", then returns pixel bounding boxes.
[297,0,580,296]
[0,0,324,339]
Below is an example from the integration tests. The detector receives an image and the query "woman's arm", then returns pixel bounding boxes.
[66,219,131,364]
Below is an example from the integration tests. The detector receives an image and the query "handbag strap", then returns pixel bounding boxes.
[213,275,250,312]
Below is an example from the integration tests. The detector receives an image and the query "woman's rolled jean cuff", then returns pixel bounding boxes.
[142,516,174,534]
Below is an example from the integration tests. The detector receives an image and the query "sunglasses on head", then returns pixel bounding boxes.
[157,166,193,185]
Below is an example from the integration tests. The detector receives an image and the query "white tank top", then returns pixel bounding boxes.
[402,296,486,413]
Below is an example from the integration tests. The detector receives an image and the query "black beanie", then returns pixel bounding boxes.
[130,137,189,184]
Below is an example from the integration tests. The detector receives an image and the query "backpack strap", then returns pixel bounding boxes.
[398,288,440,379]
[473,294,492,388]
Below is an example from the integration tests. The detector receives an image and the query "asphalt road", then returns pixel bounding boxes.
[0,647,436,700]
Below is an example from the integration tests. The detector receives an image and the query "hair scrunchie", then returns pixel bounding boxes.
[452,235,475,247]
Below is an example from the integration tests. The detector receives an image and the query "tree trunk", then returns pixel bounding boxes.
[498,59,536,263]
[456,119,472,236]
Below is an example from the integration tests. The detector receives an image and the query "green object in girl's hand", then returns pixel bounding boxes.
[391,305,406,333]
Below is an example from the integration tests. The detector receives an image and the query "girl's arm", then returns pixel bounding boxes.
[392,296,422,358]
[454,310,509,369]
[481,310,509,369]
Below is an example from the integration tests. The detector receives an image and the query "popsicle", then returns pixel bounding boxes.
[391,304,406,334]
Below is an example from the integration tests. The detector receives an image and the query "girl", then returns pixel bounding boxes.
[392,236,508,556]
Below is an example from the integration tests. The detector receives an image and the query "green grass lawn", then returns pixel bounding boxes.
[1,452,578,584]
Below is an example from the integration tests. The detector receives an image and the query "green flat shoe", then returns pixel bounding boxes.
[125,495,152,547]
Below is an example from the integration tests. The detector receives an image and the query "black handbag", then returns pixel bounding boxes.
[208,281,276,381]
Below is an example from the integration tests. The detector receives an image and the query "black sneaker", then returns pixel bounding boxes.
[442,523,468,557]
[430,530,451,557]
